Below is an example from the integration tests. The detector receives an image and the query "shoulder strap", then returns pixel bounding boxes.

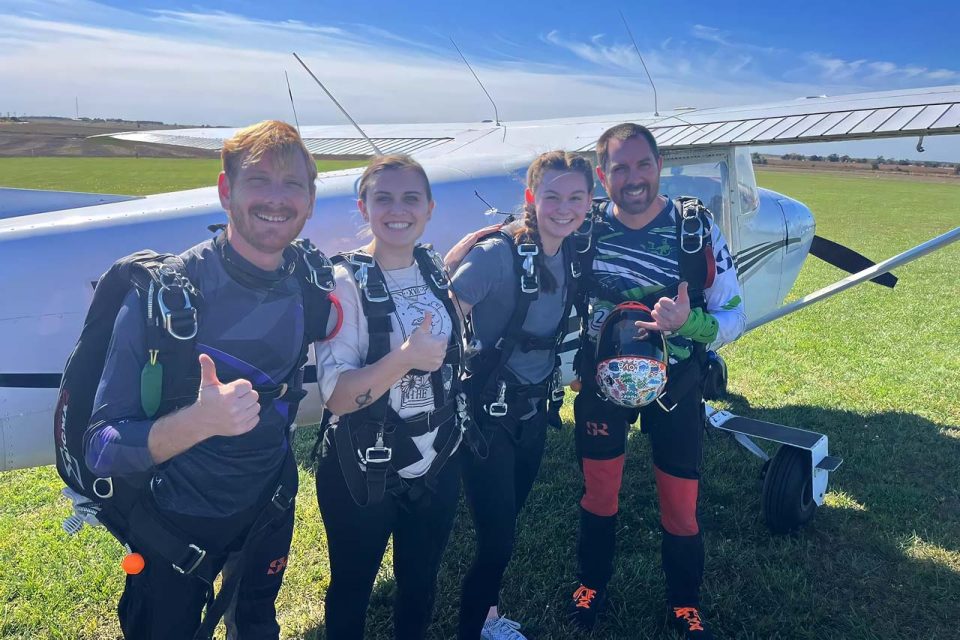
[291,238,336,343]
[413,244,463,409]
[135,255,202,419]
[673,197,715,310]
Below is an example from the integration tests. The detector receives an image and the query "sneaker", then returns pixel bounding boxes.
[481,616,528,640]
[670,606,714,639]
[567,583,605,631]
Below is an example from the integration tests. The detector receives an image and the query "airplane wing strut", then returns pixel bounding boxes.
[747,226,960,331]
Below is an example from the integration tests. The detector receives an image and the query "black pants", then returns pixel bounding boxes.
[458,406,548,639]
[117,501,296,640]
[316,445,461,640]
[574,360,705,607]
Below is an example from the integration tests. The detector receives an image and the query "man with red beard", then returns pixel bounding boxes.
[84,121,334,638]
[566,123,744,639]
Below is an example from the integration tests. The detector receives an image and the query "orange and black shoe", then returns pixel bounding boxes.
[669,606,714,639]
[566,583,605,631]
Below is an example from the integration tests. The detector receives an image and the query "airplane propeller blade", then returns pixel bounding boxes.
[809,235,898,288]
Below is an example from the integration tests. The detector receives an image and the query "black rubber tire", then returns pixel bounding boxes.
[761,445,817,534]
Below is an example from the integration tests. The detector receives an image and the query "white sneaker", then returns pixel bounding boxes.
[481,616,528,640]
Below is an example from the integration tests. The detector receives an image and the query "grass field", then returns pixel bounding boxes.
[1,167,958,639]
[0,157,365,195]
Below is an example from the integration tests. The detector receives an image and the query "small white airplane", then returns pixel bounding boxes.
[1,83,958,533]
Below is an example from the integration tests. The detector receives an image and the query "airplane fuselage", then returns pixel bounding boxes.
[0,147,813,471]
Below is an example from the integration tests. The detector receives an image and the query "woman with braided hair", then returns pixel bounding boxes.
[449,150,594,639]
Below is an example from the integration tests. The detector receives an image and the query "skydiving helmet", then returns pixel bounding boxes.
[594,302,669,408]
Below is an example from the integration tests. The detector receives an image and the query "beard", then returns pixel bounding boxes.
[231,204,307,254]
[612,180,659,216]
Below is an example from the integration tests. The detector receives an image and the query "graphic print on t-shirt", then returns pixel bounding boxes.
[389,280,453,412]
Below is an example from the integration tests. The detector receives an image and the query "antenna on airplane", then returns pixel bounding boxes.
[619,10,660,116]
[449,38,501,126]
[284,71,301,135]
[292,52,384,156]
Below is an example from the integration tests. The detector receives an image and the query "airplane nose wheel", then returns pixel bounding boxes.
[761,445,817,534]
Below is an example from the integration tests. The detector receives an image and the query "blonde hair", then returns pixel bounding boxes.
[221,120,317,188]
[357,154,432,202]
[514,150,594,293]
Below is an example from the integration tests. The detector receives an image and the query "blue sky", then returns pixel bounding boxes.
[2,0,959,160]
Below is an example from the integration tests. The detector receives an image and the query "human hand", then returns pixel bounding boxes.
[401,311,448,372]
[635,281,691,333]
[191,353,260,437]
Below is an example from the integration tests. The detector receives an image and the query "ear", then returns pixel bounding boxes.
[357,198,368,221]
[427,199,435,221]
[217,172,231,210]
[524,188,535,205]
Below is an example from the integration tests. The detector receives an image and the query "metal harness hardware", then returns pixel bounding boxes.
[156,266,198,340]
[349,253,390,303]
[486,380,509,417]
[362,432,393,465]
[299,239,336,292]
[517,243,539,293]
[679,201,707,255]
[426,248,451,290]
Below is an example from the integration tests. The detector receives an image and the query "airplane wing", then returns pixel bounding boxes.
[95,85,960,159]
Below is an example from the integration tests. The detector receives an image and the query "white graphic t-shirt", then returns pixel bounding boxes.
[315,259,454,478]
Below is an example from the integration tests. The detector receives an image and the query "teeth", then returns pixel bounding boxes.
[256,213,287,222]
[552,218,574,224]
[386,222,412,229]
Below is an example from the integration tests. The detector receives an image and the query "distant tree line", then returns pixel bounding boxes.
[752,152,960,173]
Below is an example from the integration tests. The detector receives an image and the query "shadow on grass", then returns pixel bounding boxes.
[292,396,960,640]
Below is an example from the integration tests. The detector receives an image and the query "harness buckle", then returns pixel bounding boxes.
[550,368,565,402]
[349,253,391,303]
[485,381,509,417]
[157,284,198,341]
[362,433,392,464]
[300,241,335,292]
[172,544,207,575]
[570,259,582,279]
[426,249,451,290]
[517,243,539,293]
[680,203,706,255]
[520,273,539,294]
[271,485,294,511]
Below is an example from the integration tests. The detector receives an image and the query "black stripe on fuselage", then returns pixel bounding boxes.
[0,373,63,389]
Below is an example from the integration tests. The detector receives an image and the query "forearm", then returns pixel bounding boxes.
[326,347,411,416]
[84,419,156,477]
[146,405,211,465]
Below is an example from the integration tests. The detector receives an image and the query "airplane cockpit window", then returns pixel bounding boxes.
[735,147,760,216]
[659,160,728,219]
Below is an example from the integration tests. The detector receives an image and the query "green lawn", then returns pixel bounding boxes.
[0,169,958,639]
[0,157,365,195]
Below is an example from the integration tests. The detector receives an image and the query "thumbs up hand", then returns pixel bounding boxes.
[194,353,260,437]
[635,281,692,333]
[401,311,448,372]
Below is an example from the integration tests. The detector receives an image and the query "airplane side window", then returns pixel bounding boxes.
[735,147,760,216]
[659,160,727,219]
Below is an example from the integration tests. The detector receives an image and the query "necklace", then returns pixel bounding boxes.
[383,263,420,295]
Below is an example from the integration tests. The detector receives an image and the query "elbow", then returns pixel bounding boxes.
[84,438,114,478]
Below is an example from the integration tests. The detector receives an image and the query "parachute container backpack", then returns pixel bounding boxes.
[594,302,669,408]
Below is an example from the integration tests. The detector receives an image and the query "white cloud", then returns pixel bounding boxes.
[0,0,956,165]
[804,52,958,84]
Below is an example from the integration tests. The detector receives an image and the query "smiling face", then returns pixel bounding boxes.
[358,167,434,252]
[603,134,663,218]
[532,169,591,247]
[218,147,315,269]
